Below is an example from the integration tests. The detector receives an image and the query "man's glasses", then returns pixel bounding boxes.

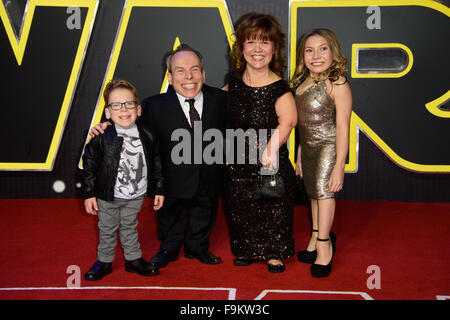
[108,101,137,110]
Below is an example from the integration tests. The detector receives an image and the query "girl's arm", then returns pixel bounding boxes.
[328,76,352,192]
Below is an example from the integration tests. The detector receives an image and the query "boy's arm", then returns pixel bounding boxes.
[81,136,101,199]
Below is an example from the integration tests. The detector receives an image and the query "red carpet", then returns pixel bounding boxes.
[0,199,449,300]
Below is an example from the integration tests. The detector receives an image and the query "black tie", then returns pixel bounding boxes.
[185,98,200,127]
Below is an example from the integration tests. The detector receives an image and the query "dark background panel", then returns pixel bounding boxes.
[0,7,87,163]
[0,0,449,202]
[115,6,232,99]
[297,5,450,164]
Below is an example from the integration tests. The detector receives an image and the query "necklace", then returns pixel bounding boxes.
[244,71,254,87]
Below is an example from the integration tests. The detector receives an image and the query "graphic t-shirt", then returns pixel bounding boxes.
[114,125,147,199]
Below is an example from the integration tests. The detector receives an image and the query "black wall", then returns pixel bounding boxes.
[0,0,449,202]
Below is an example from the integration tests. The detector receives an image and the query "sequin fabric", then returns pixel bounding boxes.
[224,73,296,260]
[295,80,336,200]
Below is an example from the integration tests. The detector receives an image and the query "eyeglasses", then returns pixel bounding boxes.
[108,101,137,110]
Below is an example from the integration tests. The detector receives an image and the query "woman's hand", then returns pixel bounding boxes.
[262,147,278,170]
[295,145,302,177]
[327,165,344,193]
[295,159,303,177]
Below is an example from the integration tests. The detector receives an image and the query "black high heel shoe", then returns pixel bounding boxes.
[310,236,335,278]
[298,230,336,264]
[267,257,285,273]
[297,229,318,263]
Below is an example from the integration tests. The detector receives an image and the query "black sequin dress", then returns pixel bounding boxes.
[224,73,296,260]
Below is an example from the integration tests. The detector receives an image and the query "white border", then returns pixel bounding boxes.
[255,289,374,300]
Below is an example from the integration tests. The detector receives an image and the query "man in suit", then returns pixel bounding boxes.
[141,44,227,267]
[91,44,227,267]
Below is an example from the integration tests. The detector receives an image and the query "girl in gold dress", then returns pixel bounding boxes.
[291,29,352,277]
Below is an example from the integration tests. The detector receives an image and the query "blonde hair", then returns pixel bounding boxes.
[291,28,347,87]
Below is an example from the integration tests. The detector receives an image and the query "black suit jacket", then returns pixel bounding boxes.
[140,85,228,199]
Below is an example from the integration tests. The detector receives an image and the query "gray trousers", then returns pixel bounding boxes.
[97,197,144,263]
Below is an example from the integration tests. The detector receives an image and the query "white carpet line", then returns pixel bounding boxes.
[254,289,374,300]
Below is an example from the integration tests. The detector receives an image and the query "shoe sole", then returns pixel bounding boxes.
[233,260,255,266]
[84,268,112,281]
[184,253,222,264]
[125,266,160,276]
[149,256,178,268]
[311,266,332,278]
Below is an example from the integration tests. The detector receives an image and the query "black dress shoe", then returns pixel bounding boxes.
[149,250,178,268]
[184,251,222,264]
[84,261,112,281]
[233,257,256,266]
[125,258,159,276]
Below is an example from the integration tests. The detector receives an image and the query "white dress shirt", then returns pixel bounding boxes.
[175,91,204,127]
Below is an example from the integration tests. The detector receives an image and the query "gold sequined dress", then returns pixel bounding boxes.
[295,80,336,200]
[224,73,296,260]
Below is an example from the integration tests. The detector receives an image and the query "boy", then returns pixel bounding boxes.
[82,79,164,280]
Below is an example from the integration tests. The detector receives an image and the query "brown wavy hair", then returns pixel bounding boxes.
[103,79,138,105]
[231,12,286,77]
[290,28,347,87]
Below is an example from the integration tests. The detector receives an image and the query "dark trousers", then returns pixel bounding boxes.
[156,187,219,256]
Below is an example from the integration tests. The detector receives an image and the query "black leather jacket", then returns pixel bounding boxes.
[82,124,164,201]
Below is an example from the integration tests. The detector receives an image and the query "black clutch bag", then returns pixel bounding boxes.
[295,175,309,205]
[253,174,286,200]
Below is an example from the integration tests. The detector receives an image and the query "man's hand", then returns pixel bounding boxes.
[89,122,110,138]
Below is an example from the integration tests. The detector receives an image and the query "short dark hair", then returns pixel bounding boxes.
[165,43,203,73]
[231,12,286,77]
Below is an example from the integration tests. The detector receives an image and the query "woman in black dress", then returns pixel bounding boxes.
[222,13,297,273]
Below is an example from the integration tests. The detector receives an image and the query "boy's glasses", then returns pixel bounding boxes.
[108,101,137,110]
